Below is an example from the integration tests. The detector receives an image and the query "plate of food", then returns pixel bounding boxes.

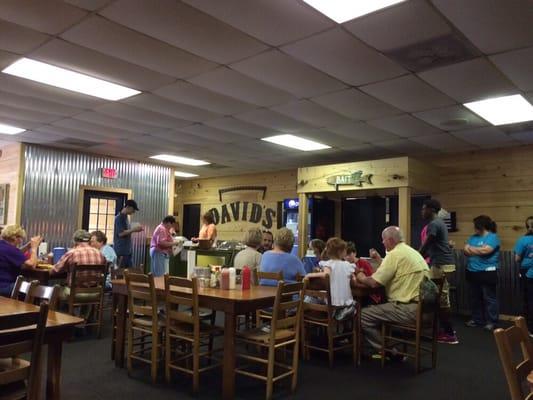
[36,263,53,270]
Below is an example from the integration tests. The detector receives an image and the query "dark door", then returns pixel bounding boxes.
[183,204,201,239]
[311,198,335,242]
[81,190,128,244]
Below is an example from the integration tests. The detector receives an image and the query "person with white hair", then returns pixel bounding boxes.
[356,226,429,360]
[233,227,262,273]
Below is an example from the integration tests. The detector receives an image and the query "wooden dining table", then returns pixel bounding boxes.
[22,266,67,284]
[0,297,83,400]
[112,277,278,400]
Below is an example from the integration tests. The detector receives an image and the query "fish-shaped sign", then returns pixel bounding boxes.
[326,171,373,190]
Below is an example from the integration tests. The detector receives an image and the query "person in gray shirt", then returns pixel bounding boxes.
[419,199,458,344]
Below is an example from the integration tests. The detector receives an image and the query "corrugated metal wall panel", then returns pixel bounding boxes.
[21,145,171,267]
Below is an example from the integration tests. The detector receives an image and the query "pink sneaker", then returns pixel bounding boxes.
[437,331,459,344]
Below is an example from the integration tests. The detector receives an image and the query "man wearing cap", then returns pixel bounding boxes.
[114,199,143,268]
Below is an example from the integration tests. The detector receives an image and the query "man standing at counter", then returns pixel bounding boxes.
[114,199,143,268]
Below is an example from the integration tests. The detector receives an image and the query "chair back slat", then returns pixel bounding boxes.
[270,281,304,335]
[165,275,199,330]
[26,284,60,311]
[10,276,38,301]
[257,270,283,284]
[125,270,158,321]
[302,275,333,317]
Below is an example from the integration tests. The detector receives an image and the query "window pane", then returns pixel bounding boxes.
[90,198,99,213]
[108,199,116,214]
[99,199,108,214]
[89,214,98,228]
[108,230,114,244]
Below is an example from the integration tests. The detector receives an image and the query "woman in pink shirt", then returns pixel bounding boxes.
[150,215,178,276]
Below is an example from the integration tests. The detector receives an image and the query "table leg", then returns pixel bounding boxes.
[46,339,62,400]
[222,311,236,400]
[114,293,127,367]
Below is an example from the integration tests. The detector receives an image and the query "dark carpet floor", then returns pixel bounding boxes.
[58,316,509,400]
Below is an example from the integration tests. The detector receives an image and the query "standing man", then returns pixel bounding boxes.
[419,199,458,344]
[114,199,143,268]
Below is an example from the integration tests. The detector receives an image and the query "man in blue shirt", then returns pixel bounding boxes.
[514,216,533,333]
[113,199,143,268]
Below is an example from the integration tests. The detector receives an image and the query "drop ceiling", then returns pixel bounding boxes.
[0,0,532,178]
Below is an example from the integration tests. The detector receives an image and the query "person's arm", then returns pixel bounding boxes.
[419,234,436,257]
[358,255,395,289]
[369,248,383,266]
[306,266,330,279]
[119,226,143,237]
[52,251,71,273]
[206,224,217,241]
[22,236,42,269]
[465,244,495,256]
[356,271,381,289]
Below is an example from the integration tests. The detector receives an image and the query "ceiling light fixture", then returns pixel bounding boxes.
[174,171,199,178]
[2,58,140,101]
[150,154,210,166]
[302,0,406,23]
[261,134,331,151]
[464,94,533,126]
[0,123,26,135]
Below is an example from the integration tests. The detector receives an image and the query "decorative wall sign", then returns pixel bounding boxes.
[207,201,276,229]
[326,171,373,191]
[218,185,267,202]
[0,184,8,225]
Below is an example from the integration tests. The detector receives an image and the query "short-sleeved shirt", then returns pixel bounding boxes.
[52,243,106,286]
[199,223,217,241]
[425,218,455,265]
[514,234,533,278]
[0,240,26,292]
[466,232,501,272]
[101,244,117,265]
[114,213,131,256]
[150,223,173,255]
[259,251,306,286]
[319,259,355,306]
[372,242,429,303]
[233,246,262,272]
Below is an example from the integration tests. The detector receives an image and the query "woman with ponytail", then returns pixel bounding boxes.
[464,215,501,331]
[514,216,533,334]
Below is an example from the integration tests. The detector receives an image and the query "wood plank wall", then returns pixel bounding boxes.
[0,142,22,226]
[428,145,533,250]
[175,170,297,241]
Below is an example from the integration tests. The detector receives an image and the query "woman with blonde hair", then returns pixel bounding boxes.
[233,227,262,273]
[0,225,41,296]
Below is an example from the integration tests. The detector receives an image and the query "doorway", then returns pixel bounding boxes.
[182,204,201,239]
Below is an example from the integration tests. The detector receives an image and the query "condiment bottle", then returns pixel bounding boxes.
[221,268,230,290]
[229,267,236,290]
[241,266,251,290]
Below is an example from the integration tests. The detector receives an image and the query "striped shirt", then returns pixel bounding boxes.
[53,243,106,286]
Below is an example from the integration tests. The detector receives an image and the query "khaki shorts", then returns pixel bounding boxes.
[429,265,455,309]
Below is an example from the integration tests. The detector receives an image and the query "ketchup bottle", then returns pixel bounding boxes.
[241,266,251,290]
[221,268,230,290]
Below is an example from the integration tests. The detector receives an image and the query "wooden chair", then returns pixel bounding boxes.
[63,264,106,338]
[125,270,165,384]
[380,278,443,373]
[301,275,357,367]
[164,275,223,394]
[255,271,284,327]
[494,316,533,400]
[26,283,60,311]
[10,276,38,301]
[236,280,304,400]
[0,302,49,400]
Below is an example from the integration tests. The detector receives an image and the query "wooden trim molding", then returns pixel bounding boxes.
[77,185,133,229]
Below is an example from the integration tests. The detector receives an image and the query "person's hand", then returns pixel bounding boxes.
[133,225,144,233]
[369,248,380,260]
[30,235,42,249]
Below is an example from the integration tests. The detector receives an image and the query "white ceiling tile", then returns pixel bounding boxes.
[0,49,19,70]
[374,138,433,155]
[231,49,346,98]
[182,0,334,46]
[100,0,268,64]
[0,90,82,116]
[17,130,66,144]
[297,128,365,148]
[154,81,257,115]
[61,16,218,79]
[344,0,452,52]
[410,133,475,151]
[0,104,60,124]
[123,94,221,123]
[133,131,206,148]
[0,115,41,130]
[33,125,111,143]
[271,100,352,128]
[52,118,141,139]
[282,27,406,86]
[413,105,489,131]
[235,108,314,133]
[180,124,249,144]
[510,130,533,144]
[368,114,443,138]
[311,88,402,120]
[203,117,276,139]
[490,47,533,92]
[72,111,166,134]
[64,0,113,11]
[328,121,400,143]
[0,19,49,54]
[450,127,517,149]
[94,103,193,130]
[188,67,295,107]
[418,57,517,102]
[30,39,175,91]
[0,1,87,34]
[432,0,533,54]
[360,74,455,112]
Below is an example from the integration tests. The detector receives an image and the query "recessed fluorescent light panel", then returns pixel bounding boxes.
[0,123,25,135]
[2,58,140,101]
[464,94,533,126]
[302,0,406,23]
[150,154,210,166]
[174,171,199,178]
[262,134,331,151]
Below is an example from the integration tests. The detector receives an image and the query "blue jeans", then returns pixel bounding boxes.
[116,254,132,268]
[469,279,499,325]
[150,248,169,277]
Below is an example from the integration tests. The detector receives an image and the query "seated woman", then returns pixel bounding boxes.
[308,238,326,267]
[259,228,306,286]
[306,237,357,320]
[233,227,262,273]
[0,225,41,297]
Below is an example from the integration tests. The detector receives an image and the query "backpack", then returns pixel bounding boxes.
[419,276,439,308]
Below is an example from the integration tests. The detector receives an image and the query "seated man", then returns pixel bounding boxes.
[356,226,429,358]
[90,230,117,289]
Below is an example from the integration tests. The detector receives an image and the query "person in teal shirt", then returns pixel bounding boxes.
[514,216,533,333]
[464,215,500,331]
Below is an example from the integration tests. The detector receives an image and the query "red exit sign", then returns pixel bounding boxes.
[101,168,117,179]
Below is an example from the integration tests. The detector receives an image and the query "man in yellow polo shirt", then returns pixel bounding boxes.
[356,226,429,358]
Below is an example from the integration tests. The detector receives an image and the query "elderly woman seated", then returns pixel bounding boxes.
[233,227,263,274]
[258,228,306,286]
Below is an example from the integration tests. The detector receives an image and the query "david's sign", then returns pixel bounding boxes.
[208,201,276,229]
